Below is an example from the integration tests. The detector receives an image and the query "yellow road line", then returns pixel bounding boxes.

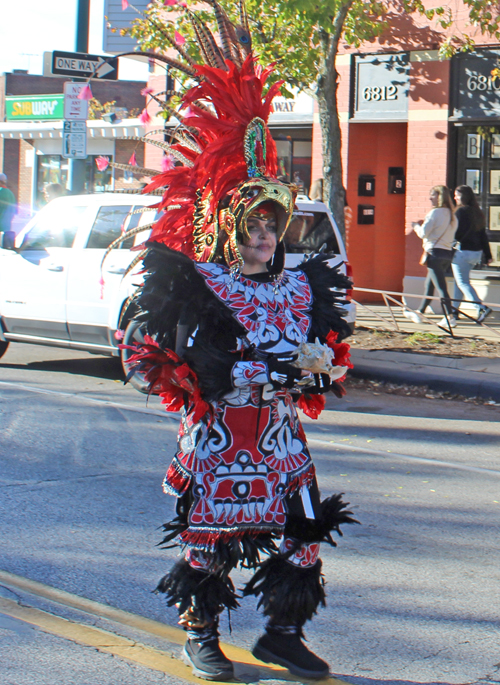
[0,570,351,685]
[0,596,210,684]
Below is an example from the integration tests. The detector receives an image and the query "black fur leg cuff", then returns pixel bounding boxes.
[155,559,239,626]
[242,556,326,625]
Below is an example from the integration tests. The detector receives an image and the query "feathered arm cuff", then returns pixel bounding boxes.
[120,335,212,423]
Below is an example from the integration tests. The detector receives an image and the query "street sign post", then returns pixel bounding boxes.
[43,50,119,80]
[62,120,87,160]
[63,82,89,120]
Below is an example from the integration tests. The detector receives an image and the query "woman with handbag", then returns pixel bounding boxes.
[404,185,458,326]
[452,185,493,323]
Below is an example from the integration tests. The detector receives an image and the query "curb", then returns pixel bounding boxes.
[349,349,500,402]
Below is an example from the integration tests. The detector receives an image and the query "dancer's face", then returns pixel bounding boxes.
[239,208,278,274]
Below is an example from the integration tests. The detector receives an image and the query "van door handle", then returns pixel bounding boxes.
[106,266,126,274]
[47,264,64,272]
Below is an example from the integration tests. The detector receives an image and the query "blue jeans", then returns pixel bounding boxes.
[451,249,483,315]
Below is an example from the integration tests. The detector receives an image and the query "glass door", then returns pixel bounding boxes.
[455,126,500,271]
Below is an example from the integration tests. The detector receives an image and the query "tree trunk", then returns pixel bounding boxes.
[317,67,345,237]
[316,2,354,240]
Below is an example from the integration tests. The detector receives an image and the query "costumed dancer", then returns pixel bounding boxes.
[110,2,358,680]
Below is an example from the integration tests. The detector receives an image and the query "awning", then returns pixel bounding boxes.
[0,118,146,140]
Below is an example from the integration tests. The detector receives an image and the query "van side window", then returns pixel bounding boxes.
[21,206,86,250]
[283,211,340,254]
[86,206,135,249]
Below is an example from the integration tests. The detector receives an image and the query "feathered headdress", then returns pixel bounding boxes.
[97,0,296,270]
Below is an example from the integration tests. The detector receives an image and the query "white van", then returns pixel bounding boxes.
[0,193,355,388]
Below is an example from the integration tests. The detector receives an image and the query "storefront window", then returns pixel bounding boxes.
[36,155,113,207]
[272,137,312,195]
[274,139,292,183]
[455,126,500,273]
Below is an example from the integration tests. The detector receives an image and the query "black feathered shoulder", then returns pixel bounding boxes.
[137,242,206,349]
[137,242,247,400]
[295,254,352,342]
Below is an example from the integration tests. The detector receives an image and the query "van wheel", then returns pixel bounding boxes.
[121,319,149,394]
[0,340,9,359]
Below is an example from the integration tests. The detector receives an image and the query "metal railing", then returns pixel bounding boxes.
[352,286,500,338]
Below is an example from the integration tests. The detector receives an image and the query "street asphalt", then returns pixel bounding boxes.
[1,342,499,685]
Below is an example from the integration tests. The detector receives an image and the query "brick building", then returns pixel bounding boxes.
[0,71,148,226]
[310,7,500,303]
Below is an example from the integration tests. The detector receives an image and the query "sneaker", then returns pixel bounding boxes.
[252,631,329,679]
[438,316,457,328]
[477,306,492,324]
[403,309,423,324]
[183,637,234,681]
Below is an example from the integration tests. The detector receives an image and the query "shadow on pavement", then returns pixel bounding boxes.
[0,356,124,382]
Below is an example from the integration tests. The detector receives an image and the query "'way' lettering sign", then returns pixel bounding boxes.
[49,50,119,80]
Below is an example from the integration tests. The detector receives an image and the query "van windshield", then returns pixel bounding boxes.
[283,211,340,254]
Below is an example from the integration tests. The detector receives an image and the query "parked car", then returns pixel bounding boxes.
[0,192,355,391]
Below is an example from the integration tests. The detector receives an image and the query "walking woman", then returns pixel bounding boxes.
[452,185,493,323]
[119,7,357,681]
[404,185,458,326]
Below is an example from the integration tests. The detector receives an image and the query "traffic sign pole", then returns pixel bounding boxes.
[68,0,90,195]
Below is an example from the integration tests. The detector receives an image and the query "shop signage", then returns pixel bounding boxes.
[270,92,314,116]
[5,94,64,121]
[62,120,87,159]
[452,51,500,119]
[44,50,118,80]
[353,53,410,120]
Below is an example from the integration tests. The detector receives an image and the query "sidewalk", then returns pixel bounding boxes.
[350,348,500,401]
[350,304,500,401]
[354,301,500,341]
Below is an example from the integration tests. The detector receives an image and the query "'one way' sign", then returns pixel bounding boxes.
[44,51,119,80]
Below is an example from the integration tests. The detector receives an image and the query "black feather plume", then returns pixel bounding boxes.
[297,254,352,342]
[285,494,359,546]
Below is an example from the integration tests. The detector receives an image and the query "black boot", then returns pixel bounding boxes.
[253,625,329,679]
[183,623,234,681]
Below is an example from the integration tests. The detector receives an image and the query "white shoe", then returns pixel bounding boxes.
[403,309,422,324]
[438,316,457,328]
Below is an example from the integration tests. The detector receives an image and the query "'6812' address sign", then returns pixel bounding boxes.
[353,53,410,121]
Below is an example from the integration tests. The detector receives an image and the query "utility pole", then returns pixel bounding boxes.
[67,0,90,194]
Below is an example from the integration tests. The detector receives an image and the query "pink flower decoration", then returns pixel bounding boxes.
[78,83,93,100]
[122,0,129,8]
[183,106,193,119]
[140,86,154,96]
[139,108,152,124]
[174,31,186,45]
[114,329,125,341]
[163,0,178,5]
[95,156,110,171]
[161,154,175,171]
[128,151,137,166]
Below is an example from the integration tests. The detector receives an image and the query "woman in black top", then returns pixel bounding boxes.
[452,185,493,323]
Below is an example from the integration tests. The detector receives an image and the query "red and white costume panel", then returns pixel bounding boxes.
[163,264,317,551]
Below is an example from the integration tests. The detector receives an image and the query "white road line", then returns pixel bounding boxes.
[2,380,499,477]
[308,437,500,477]
[0,380,174,421]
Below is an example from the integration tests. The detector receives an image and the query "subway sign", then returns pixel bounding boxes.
[5,94,64,121]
